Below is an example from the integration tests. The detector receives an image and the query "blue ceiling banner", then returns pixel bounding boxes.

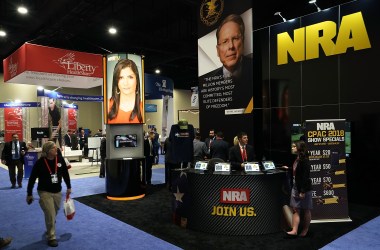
[0,102,41,108]
[37,89,103,102]
[144,73,174,100]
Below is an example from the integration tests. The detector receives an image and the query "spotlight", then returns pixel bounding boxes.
[108,27,117,34]
[0,29,6,37]
[155,69,161,74]
[274,12,287,22]
[309,0,321,12]
[17,6,28,14]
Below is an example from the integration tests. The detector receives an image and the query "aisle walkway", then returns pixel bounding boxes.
[0,157,177,250]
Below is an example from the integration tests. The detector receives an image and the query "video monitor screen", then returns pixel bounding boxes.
[262,161,276,170]
[291,123,304,143]
[114,134,138,148]
[31,127,50,140]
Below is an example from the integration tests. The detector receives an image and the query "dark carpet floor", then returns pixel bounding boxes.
[75,184,380,250]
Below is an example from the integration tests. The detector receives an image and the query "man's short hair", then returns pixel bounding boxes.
[237,131,247,140]
[216,14,245,42]
[195,132,202,139]
[216,131,224,138]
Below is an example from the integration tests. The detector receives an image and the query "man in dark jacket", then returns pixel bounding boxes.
[209,131,229,162]
[99,136,106,178]
[143,131,156,185]
[1,133,28,188]
[229,131,255,171]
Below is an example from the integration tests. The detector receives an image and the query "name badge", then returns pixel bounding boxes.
[214,163,231,172]
[51,174,58,184]
[244,162,261,172]
[195,161,208,170]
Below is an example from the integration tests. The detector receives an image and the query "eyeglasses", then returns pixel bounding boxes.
[217,35,242,47]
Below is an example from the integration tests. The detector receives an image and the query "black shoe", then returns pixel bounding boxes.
[284,233,298,239]
[48,239,58,247]
[11,185,16,189]
[0,237,12,248]
[18,184,22,188]
[99,175,105,178]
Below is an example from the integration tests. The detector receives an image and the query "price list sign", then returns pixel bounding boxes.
[305,119,349,220]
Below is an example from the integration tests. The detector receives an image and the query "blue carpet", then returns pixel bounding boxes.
[321,215,380,250]
[0,167,179,250]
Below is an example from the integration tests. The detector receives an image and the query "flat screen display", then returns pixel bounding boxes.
[31,127,50,140]
[114,134,137,148]
[261,161,276,170]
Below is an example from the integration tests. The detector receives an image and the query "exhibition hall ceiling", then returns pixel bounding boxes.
[0,0,353,89]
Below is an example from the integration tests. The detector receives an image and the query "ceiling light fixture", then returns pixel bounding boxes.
[155,69,161,74]
[309,0,321,12]
[108,27,117,35]
[274,12,287,22]
[0,29,6,37]
[17,6,28,14]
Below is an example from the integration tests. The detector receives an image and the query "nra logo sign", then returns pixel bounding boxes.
[220,189,250,204]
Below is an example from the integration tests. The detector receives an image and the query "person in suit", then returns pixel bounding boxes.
[204,128,215,157]
[152,127,160,164]
[1,133,28,188]
[78,129,88,157]
[199,14,253,111]
[209,131,229,162]
[229,131,255,171]
[99,135,106,178]
[142,131,156,185]
[63,129,72,147]
[192,132,208,167]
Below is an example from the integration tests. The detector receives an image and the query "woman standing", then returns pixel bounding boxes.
[108,58,143,124]
[26,141,72,247]
[285,140,312,238]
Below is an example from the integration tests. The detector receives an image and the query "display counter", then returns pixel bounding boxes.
[106,158,145,200]
[184,169,286,235]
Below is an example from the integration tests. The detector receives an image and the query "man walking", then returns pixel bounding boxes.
[1,133,28,188]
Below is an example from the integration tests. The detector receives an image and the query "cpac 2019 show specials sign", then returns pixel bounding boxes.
[306,120,349,220]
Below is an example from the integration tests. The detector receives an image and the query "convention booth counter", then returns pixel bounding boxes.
[184,169,286,235]
[105,158,145,201]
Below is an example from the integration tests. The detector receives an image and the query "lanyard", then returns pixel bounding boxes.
[43,156,58,174]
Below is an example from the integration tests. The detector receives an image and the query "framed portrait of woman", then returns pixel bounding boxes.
[104,53,145,124]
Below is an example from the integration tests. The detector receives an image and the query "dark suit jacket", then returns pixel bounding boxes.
[64,134,72,147]
[1,140,28,165]
[229,144,255,171]
[144,139,156,158]
[210,139,229,161]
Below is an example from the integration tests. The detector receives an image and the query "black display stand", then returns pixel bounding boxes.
[106,158,145,200]
[186,169,286,235]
